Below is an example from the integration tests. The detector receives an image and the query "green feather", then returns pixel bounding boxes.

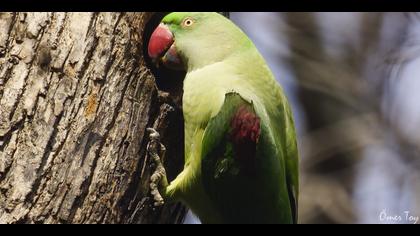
[201,92,293,223]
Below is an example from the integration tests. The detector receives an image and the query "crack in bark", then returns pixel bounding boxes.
[0,116,25,152]
[0,146,17,185]
[4,13,17,51]
[48,13,68,52]
[113,13,124,35]
[7,32,49,122]
[28,108,73,214]
[68,69,133,223]
[26,72,54,119]
[78,36,99,79]
[85,13,98,39]
[0,65,15,101]
[24,111,65,209]
[120,78,157,223]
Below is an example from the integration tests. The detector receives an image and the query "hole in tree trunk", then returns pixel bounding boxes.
[143,12,185,100]
[143,12,186,185]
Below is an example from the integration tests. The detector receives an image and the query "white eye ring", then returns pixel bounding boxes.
[183,18,194,27]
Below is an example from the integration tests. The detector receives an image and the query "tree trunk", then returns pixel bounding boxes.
[0,12,186,224]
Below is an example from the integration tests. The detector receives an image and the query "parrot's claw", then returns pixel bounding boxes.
[147,128,168,207]
[147,128,160,140]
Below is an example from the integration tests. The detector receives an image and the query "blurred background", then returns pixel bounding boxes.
[186,12,420,224]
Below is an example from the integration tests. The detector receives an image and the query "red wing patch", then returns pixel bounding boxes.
[230,106,261,174]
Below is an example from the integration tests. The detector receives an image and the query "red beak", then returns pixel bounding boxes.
[148,23,174,60]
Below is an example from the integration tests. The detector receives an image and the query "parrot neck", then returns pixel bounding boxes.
[180,26,254,73]
[185,46,252,73]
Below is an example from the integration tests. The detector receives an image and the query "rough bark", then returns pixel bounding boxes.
[0,12,186,224]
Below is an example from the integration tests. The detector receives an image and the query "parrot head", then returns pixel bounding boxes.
[148,12,252,72]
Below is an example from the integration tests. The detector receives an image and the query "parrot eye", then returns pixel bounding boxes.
[182,17,194,27]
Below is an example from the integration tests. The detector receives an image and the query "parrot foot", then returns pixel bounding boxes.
[147,128,168,207]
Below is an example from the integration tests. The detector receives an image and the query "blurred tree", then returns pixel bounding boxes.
[282,12,419,223]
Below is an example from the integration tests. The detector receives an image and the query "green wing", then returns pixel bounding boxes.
[201,92,295,223]
[283,99,299,224]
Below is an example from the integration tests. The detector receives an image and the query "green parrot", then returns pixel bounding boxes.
[147,12,299,224]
